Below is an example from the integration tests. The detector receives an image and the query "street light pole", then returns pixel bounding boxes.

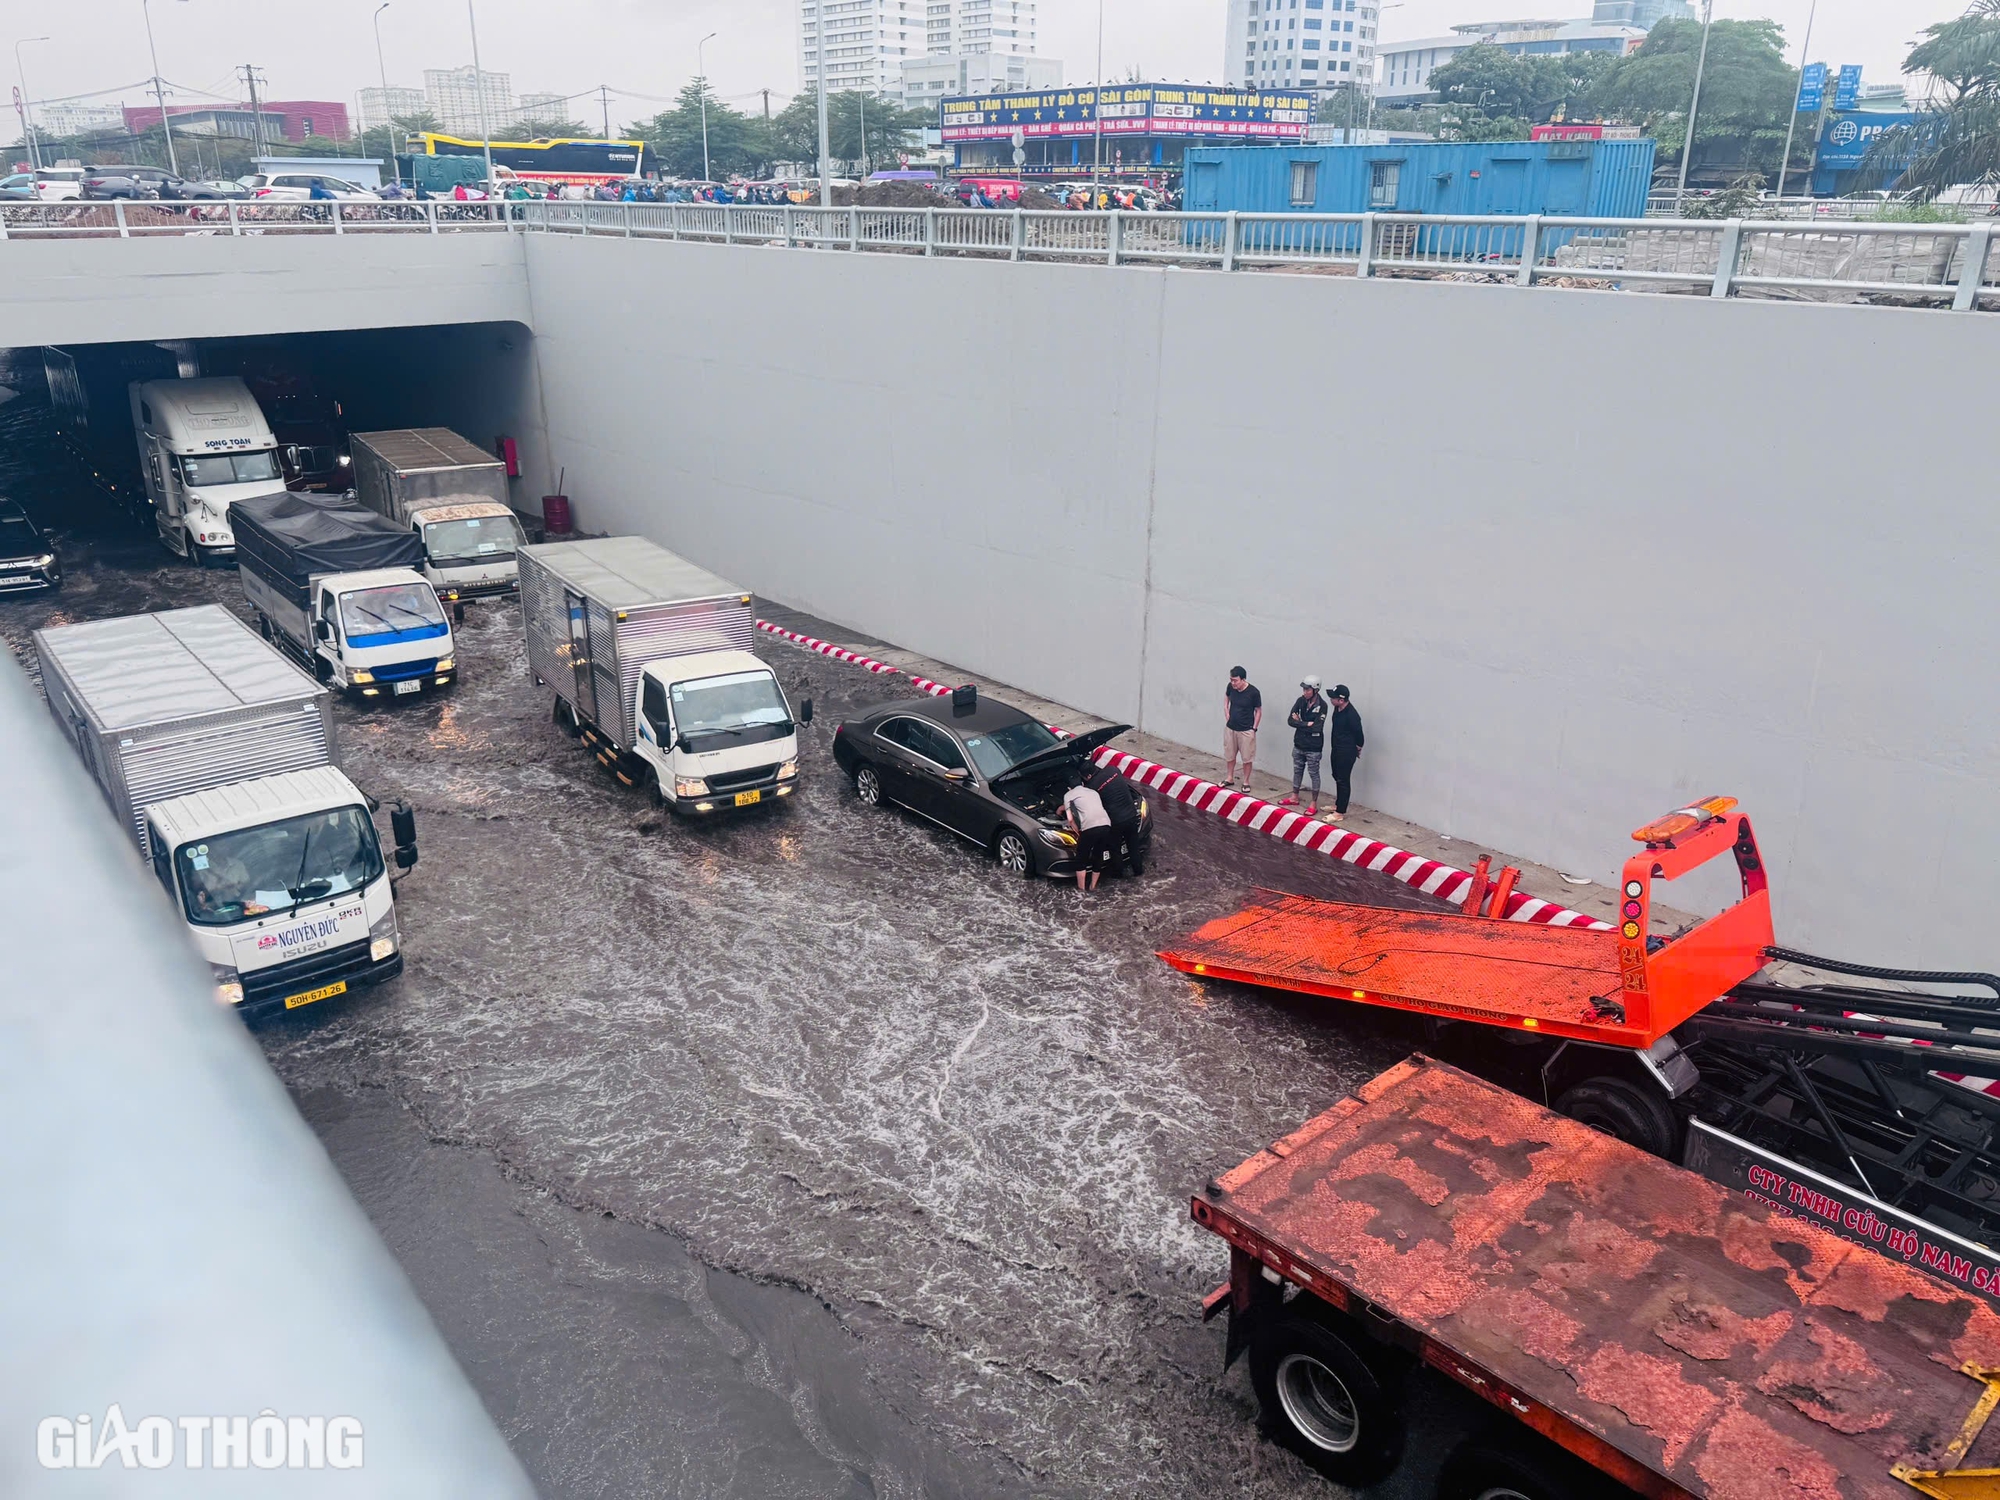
[698,31,717,183]
[1090,0,1106,199]
[466,0,495,190]
[815,0,831,206]
[1774,0,1816,203]
[14,36,48,171]
[140,0,184,177]
[372,3,399,186]
[1673,0,1715,208]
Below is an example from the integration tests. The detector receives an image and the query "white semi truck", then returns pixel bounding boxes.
[349,429,527,607]
[519,537,812,815]
[33,604,417,1019]
[231,491,458,700]
[129,376,291,567]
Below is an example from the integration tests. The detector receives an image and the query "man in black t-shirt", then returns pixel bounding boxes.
[1083,759,1145,876]
[1223,666,1262,793]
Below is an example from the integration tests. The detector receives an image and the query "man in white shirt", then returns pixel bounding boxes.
[1061,779,1113,892]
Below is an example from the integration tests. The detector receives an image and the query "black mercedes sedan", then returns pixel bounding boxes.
[0,500,61,593]
[831,687,1150,880]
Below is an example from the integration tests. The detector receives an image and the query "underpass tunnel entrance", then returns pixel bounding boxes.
[0,321,548,570]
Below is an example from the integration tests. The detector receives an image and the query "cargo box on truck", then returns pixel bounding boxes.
[32,605,417,1018]
[519,536,810,816]
[231,491,456,700]
[348,428,525,604]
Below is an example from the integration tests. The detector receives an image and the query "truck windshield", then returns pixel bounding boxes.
[174,806,385,927]
[339,583,448,646]
[178,450,282,486]
[423,513,525,568]
[669,670,791,750]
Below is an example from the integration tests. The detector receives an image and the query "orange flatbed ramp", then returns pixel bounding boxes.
[1162,888,1646,1045]
[1194,1058,2000,1500]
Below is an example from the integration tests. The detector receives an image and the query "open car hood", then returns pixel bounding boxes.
[992,724,1129,786]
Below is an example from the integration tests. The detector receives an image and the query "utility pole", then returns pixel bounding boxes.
[1774,0,1817,203]
[373,2,399,184]
[14,37,48,171]
[599,83,610,139]
[1673,0,1715,208]
[858,90,867,177]
[141,0,182,176]
[815,0,831,206]
[240,64,269,160]
[698,32,717,181]
[762,89,771,122]
[1090,0,1106,199]
[466,0,495,189]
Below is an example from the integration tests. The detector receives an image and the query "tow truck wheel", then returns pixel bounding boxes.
[1250,1312,1404,1485]
[1436,1436,1607,1500]
[853,764,883,808]
[1554,1077,1679,1160]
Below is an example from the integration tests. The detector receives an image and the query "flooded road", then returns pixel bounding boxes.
[2,514,1468,1497]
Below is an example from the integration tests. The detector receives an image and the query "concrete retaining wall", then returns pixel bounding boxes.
[523,234,2000,968]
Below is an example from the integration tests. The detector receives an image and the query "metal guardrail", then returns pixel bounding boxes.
[6,197,1993,310]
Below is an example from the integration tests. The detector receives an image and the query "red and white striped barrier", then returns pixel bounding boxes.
[1092,749,1610,930]
[757,620,901,676]
[760,621,1609,929]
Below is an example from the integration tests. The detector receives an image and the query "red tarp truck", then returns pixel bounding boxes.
[1192,1055,2000,1500]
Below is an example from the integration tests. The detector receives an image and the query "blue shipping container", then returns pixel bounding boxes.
[1183,138,1656,221]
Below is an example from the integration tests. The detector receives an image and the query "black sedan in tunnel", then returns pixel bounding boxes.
[0,500,61,593]
[832,689,1148,879]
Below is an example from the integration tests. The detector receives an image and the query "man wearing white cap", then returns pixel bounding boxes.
[1282,675,1329,815]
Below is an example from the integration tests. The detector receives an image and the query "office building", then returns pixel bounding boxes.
[903,51,1061,101]
[358,86,425,135]
[424,66,513,137]
[1591,0,1692,27]
[800,0,1038,103]
[122,101,350,143]
[1224,0,1381,96]
[38,102,125,137]
[1374,18,1645,104]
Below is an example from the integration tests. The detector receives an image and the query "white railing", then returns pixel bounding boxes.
[7,197,1993,311]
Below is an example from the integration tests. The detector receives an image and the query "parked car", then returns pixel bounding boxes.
[239,172,381,202]
[0,500,62,593]
[832,689,1145,880]
[0,173,36,201]
[8,166,85,200]
[80,165,179,199]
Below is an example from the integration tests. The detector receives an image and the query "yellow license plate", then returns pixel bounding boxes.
[284,980,348,1010]
[734,789,762,807]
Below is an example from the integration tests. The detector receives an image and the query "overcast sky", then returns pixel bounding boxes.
[11,0,1948,128]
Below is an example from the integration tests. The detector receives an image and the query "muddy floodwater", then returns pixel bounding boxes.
[5,534,1479,1499]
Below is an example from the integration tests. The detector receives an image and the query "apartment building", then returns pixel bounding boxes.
[1224,0,1380,96]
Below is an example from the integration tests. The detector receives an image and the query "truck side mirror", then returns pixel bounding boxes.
[315,619,332,642]
[390,801,418,872]
[799,698,814,726]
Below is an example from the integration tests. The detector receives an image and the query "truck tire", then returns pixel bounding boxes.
[1554,1077,1679,1160]
[1250,1310,1404,1486]
[553,698,581,738]
[1436,1435,1618,1500]
[258,614,272,641]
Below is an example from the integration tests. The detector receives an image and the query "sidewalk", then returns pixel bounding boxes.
[758,603,1693,933]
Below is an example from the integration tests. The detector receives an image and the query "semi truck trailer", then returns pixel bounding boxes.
[348,428,526,605]
[519,536,811,815]
[129,376,292,566]
[33,605,416,1018]
[231,491,457,700]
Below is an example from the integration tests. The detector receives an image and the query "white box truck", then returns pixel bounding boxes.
[129,376,291,567]
[231,491,458,700]
[349,429,526,606]
[33,605,417,1019]
[519,537,812,815]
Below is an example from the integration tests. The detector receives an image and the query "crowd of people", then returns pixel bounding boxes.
[1222,667,1364,822]
[421,173,1181,211]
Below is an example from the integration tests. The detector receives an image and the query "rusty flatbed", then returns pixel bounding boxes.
[1192,1057,2000,1499]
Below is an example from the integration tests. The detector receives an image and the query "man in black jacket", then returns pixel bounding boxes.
[1082,759,1145,876]
[1325,684,1365,823]
[1282,676,1329,815]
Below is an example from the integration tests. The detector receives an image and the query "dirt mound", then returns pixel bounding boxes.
[829,181,947,208]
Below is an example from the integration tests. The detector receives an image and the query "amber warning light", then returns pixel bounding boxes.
[1631,796,1738,847]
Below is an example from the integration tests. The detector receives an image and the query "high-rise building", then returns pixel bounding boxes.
[1591,0,1693,27]
[1225,0,1379,96]
[513,92,571,127]
[799,0,1038,103]
[358,86,425,135]
[423,66,513,137]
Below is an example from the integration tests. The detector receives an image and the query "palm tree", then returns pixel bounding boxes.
[1870,0,2000,199]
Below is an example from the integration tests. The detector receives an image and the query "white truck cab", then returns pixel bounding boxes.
[631,648,807,813]
[408,501,527,604]
[141,765,407,1016]
[301,567,458,699]
[129,376,289,566]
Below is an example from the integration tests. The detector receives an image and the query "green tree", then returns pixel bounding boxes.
[768,91,930,174]
[1591,18,1800,176]
[1869,0,2000,200]
[629,80,770,179]
[1428,45,1539,118]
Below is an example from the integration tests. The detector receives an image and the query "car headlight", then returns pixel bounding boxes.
[369,906,399,963]
[210,962,244,1007]
[435,657,455,673]
[1039,828,1077,848]
[675,778,708,798]
[1136,798,1149,821]
[31,553,54,569]
[350,669,374,684]
[777,759,799,780]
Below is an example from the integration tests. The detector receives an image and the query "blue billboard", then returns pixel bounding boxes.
[1795,62,1827,113]
[1816,110,1922,172]
[1834,65,1864,110]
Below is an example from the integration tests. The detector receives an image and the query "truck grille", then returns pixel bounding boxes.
[371,658,437,684]
[242,939,376,1006]
[706,764,778,793]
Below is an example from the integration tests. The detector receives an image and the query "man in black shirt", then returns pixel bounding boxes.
[1223,666,1262,793]
[1283,676,1329,815]
[1082,759,1145,876]
[1325,684,1365,822]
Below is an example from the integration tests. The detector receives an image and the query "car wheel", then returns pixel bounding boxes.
[1554,1076,1679,1159]
[1249,1312,1404,1486]
[995,828,1034,878]
[853,763,884,808]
